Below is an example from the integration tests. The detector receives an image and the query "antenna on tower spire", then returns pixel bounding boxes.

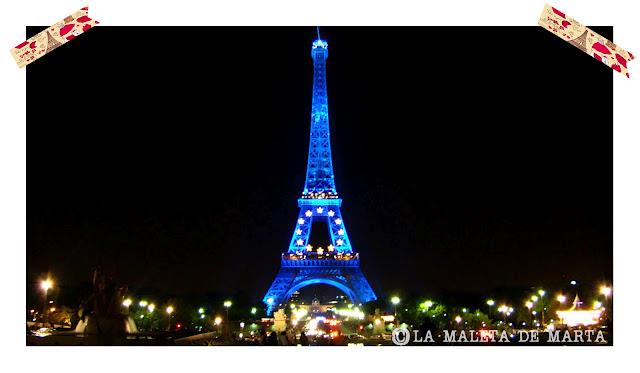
[316,26,321,40]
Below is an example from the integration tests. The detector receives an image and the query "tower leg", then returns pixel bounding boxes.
[263,266,377,315]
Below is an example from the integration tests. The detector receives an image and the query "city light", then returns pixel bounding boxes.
[40,279,53,292]
[148,304,155,313]
[600,286,612,297]
[251,307,257,315]
[139,300,148,307]
[223,300,232,308]
[525,301,534,309]
[166,306,174,314]
[556,294,567,303]
[421,300,434,309]
[198,307,205,314]
[122,298,132,307]
[486,299,495,306]
[214,316,222,325]
[570,280,577,285]
[538,290,546,297]
[531,295,539,302]
[557,309,602,327]
[593,301,602,309]
[391,296,400,305]
[455,315,462,324]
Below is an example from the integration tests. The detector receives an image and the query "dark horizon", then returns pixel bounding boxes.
[27,26,612,305]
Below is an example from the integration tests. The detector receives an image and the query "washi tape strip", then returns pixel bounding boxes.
[10,6,99,68]
[538,4,634,78]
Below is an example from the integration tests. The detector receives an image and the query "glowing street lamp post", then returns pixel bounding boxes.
[40,279,53,327]
[166,306,174,331]
[223,301,232,337]
[486,299,495,320]
[391,296,400,317]
[538,290,546,326]
[600,285,612,319]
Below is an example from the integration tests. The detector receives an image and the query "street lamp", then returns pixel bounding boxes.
[165,306,174,331]
[139,300,148,308]
[538,290,546,297]
[122,298,132,307]
[40,279,53,292]
[556,294,566,303]
[391,296,400,317]
[198,307,205,315]
[251,307,257,315]
[531,295,539,302]
[40,279,53,327]
[148,303,155,313]
[600,286,612,298]
[525,301,534,309]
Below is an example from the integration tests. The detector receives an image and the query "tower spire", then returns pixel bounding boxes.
[303,35,336,198]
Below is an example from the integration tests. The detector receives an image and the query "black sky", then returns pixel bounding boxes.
[27,27,612,302]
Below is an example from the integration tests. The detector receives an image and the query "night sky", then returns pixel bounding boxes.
[27,27,612,303]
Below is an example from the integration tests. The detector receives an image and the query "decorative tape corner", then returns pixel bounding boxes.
[538,4,634,78]
[10,6,99,68]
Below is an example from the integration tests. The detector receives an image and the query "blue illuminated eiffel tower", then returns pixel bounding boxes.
[262,33,377,314]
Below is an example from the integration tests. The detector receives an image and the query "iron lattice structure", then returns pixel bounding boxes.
[262,37,377,314]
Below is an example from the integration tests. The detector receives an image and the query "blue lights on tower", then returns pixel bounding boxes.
[262,33,377,315]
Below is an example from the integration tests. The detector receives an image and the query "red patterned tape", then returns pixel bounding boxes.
[539,4,634,78]
[10,7,99,68]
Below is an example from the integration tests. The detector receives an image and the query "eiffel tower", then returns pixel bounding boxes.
[262,32,377,315]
